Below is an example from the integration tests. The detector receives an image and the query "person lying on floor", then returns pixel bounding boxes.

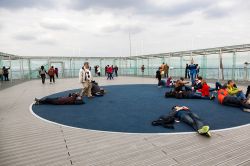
[34,93,84,105]
[91,81,105,96]
[218,86,250,112]
[165,90,215,100]
[152,105,211,137]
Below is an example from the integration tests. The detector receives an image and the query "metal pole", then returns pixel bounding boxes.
[129,32,132,68]
[232,51,236,80]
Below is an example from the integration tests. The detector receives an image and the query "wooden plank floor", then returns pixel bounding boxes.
[0,77,249,166]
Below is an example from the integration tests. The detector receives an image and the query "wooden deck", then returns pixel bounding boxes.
[0,77,249,166]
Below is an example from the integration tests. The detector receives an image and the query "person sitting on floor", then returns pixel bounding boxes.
[165,90,215,100]
[227,80,246,100]
[174,77,190,92]
[217,85,250,112]
[91,81,105,96]
[193,76,203,91]
[152,105,211,137]
[34,93,84,105]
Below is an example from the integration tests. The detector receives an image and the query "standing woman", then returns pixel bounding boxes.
[39,66,47,84]
[156,67,162,87]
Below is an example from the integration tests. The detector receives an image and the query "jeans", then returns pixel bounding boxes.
[107,73,113,80]
[215,82,222,90]
[178,111,205,131]
[190,71,196,85]
[187,92,210,100]
[223,96,250,109]
[236,91,246,100]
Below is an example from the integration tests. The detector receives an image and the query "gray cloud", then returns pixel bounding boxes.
[70,0,215,17]
[203,6,231,19]
[40,20,71,31]
[172,21,194,27]
[14,34,37,41]
[102,24,144,34]
[0,0,55,9]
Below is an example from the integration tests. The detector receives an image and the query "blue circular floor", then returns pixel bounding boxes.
[32,84,250,133]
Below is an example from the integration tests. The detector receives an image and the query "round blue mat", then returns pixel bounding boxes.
[32,84,250,133]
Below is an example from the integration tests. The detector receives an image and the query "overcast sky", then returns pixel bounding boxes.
[0,0,250,57]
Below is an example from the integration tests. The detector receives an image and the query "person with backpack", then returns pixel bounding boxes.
[39,66,47,84]
[152,105,211,137]
[48,66,55,83]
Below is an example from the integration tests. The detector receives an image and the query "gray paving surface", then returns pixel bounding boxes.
[0,77,249,166]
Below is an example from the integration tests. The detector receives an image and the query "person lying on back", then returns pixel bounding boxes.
[34,93,84,105]
[152,105,211,137]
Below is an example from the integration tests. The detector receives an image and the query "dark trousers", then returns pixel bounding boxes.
[187,93,210,100]
[41,74,46,84]
[50,76,55,83]
[3,74,9,81]
[246,86,250,98]
[115,71,118,77]
[215,82,222,90]
[39,98,59,104]
[179,111,205,131]
[223,96,250,109]
[107,73,113,80]
[157,77,162,86]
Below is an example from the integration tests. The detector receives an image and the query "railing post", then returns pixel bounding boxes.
[232,51,236,80]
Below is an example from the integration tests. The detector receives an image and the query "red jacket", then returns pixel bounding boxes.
[107,67,113,73]
[199,83,210,97]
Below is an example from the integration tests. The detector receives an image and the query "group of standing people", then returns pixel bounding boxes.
[39,66,58,84]
[105,65,118,80]
[185,62,200,85]
[0,66,10,81]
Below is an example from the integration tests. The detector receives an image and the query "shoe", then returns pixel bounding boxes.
[210,95,215,100]
[205,131,212,137]
[88,96,94,99]
[198,126,210,134]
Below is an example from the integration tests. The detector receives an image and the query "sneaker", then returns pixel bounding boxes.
[198,126,210,134]
[205,131,212,137]
[210,95,215,100]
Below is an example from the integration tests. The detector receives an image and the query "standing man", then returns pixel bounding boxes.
[114,65,118,77]
[48,66,55,83]
[79,62,93,98]
[165,63,169,78]
[185,64,190,79]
